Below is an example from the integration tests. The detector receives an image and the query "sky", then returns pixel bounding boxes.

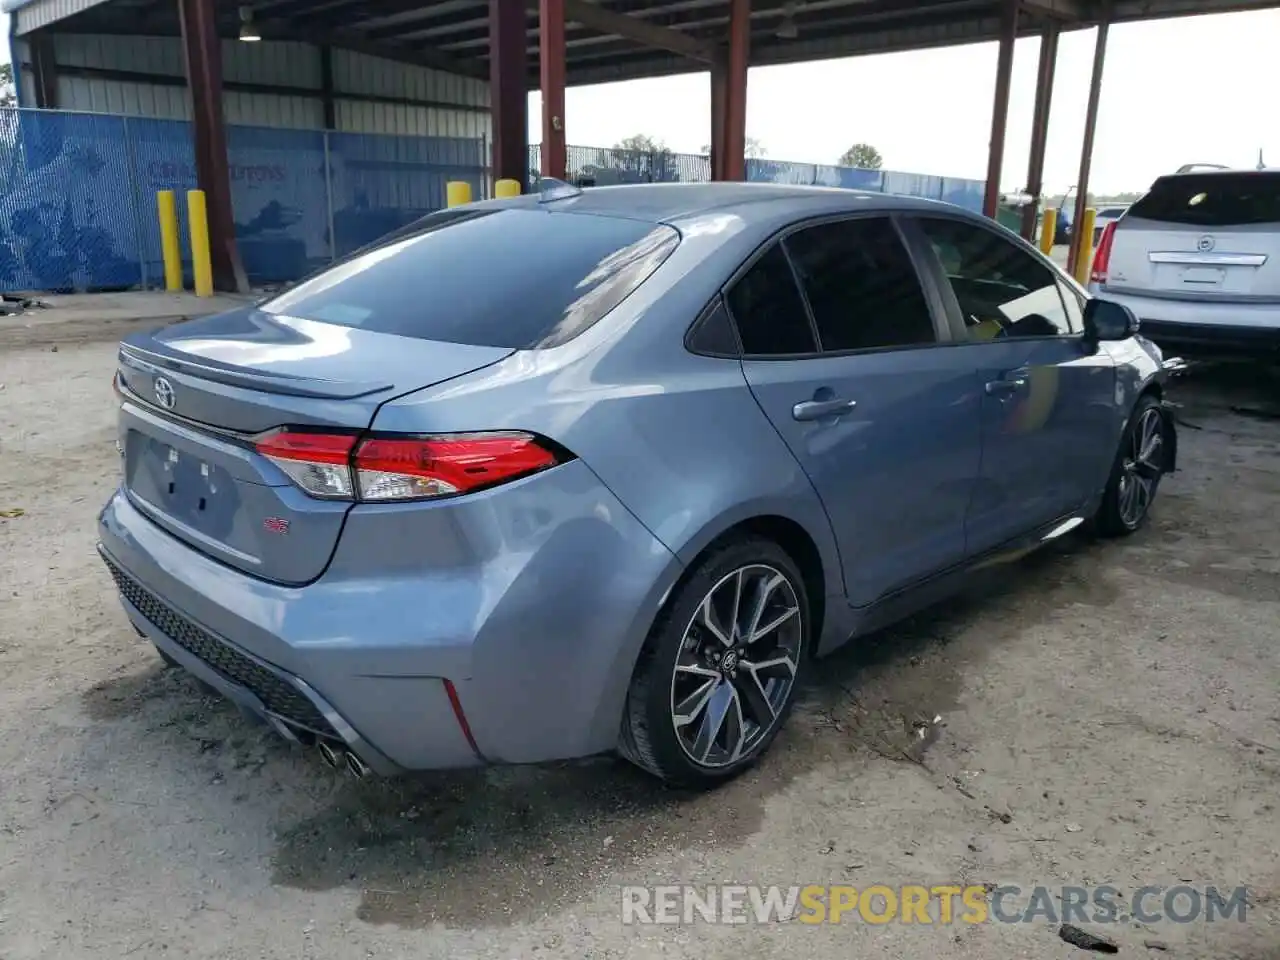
[528,8,1280,195]
[3,7,1276,194]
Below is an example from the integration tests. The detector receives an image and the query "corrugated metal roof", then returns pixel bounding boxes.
[12,0,1280,87]
[5,0,113,34]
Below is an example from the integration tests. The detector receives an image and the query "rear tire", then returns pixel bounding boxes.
[618,537,809,789]
[1095,395,1168,537]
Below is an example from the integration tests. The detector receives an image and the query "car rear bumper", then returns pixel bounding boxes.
[97,459,682,773]
[1089,287,1280,356]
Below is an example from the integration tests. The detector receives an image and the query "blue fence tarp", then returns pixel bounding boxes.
[0,108,488,292]
[0,106,986,294]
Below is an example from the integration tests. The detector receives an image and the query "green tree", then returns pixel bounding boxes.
[610,134,677,181]
[0,63,16,108]
[838,143,883,170]
[614,133,667,155]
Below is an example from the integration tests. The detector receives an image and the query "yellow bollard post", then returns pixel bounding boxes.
[494,178,521,199]
[1038,208,1056,256]
[157,191,183,292]
[186,189,214,298]
[1073,207,1097,284]
[446,181,473,208]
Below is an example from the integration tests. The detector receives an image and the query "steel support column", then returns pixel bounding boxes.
[489,0,528,186]
[722,0,750,182]
[319,45,336,129]
[1020,25,1059,240]
[178,0,247,293]
[709,53,727,181]
[29,32,58,109]
[539,0,567,181]
[982,0,1018,219]
[1068,7,1111,275]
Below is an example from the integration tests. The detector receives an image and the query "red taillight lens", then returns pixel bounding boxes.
[1090,221,1118,285]
[354,432,560,501]
[256,431,358,500]
[254,429,562,502]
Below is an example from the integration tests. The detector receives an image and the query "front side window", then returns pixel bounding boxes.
[917,217,1072,340]
[784,217,937,352]
[725,244,817,356]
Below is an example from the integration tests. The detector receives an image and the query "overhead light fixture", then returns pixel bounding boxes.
[239,6,261,42]
[775,2,799,39]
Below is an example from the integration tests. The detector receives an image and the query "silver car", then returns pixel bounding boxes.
[1089,169,1280,356]
[100,183,1177,790]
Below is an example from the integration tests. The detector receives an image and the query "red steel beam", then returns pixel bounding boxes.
[722,0,749,181]
[1020,24,1059,240]
[709,51,727,180]
[178,0,247,292]
[982,0,1018,219]
[490,0,529,185]
[539,0,568,180]
[1067,5,1110,275]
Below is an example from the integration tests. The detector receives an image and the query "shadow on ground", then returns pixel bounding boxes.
[259,536,1120,929]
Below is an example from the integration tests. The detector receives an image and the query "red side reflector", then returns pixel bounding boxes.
[1090,221,1118,285]
[254,431,357,466]
[443,679,482,758]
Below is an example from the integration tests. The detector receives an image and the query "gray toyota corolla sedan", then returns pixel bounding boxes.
[100,182,1178,789]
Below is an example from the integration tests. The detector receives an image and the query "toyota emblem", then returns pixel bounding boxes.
[1197,235,1215,252]
[153,376,176,410]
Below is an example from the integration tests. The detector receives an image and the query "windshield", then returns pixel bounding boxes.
[262,208,680,349]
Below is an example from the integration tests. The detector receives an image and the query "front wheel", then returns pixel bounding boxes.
[618,538,809,788]
[1095,395,1168,536]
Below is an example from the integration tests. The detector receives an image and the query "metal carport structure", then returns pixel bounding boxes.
[6,0,1279,290]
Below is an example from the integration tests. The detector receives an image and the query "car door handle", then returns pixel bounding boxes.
[792,398,858,421]
[985,377,1027,396]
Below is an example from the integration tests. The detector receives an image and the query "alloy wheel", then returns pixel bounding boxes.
[1118,406,1164,528]
[669,564,803,769]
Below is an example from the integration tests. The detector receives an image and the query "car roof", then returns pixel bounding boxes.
[468,181,964,225]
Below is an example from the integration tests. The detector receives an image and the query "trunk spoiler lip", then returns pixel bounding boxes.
[118,341,394,400]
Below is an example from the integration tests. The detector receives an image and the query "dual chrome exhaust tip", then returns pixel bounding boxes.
[317,739,370,779]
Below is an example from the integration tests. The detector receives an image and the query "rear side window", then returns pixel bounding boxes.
[725,244,817,356]
[1129,173,1280,226]
[784,217,936,352]
[261,209,678,349]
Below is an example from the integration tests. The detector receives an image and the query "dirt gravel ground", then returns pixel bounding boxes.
[1,321,1278,960]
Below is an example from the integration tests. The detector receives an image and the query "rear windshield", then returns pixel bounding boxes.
[1128,173,1280,227]
[261,208,679,349]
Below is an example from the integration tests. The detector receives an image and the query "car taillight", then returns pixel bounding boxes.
[256,431,359,500]
[1090,221,1118,285]
[254,429,562,502]
[354,432,560,501]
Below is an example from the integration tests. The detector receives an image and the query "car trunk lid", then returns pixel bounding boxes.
[116,307,512,584]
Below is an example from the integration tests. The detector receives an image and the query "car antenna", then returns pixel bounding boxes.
[537,177,584,203]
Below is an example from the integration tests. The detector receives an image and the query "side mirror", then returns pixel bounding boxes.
[1083,298,1139,342]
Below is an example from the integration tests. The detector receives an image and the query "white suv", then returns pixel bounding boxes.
[1089,170,1280,357]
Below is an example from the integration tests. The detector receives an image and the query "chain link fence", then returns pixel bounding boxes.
[529,143,985,212]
